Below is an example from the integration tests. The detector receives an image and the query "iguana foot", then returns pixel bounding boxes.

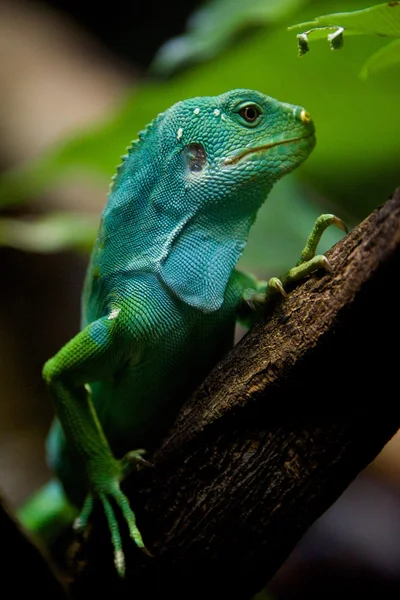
[121,448,152,476]
[73,449,150,577]
[298,214,347,265]
[243,214,347,310]
[276,213,346,291]
[243,277,287,309]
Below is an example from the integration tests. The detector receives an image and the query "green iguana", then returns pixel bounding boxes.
[19,89,345,576]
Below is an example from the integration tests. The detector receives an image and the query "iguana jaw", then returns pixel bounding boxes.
[223,133,315,166]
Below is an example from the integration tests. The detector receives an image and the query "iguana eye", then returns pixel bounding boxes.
[239,105,261,123]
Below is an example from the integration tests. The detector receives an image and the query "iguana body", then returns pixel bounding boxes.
[20,89,342,575]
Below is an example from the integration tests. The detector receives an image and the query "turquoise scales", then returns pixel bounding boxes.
[19,89,345,576]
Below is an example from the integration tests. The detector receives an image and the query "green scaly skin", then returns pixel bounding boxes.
[20,89,345,576]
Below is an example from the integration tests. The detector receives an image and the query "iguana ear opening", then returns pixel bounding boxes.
[160,219,247,313]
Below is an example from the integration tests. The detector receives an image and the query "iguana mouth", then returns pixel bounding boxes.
[223,134,315,166]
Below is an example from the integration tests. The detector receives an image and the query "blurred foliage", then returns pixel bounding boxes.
[0,0,399,274]
[0,213,97,254]
[150,0,309,75]
[289,2,400,78]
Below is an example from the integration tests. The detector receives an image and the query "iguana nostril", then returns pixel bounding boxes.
[300,109,312,124]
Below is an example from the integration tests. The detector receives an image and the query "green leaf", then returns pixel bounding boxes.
[360,36,400,77]
[289,2,400,36]
[151,0,309,75]
[0,212,98,253]
[289,2,400,56]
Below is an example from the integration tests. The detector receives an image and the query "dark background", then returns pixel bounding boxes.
[0,1,399,597]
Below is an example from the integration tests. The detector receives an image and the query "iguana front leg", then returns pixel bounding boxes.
[238,214,347,323]
[43,314,145,576]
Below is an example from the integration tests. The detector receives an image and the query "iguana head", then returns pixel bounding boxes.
[160,88,316,207]
[100,90,316,312]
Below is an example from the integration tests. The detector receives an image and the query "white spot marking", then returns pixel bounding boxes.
[108,307,121,320]
[177,127,183,140]
[213,109,220,116]
[221,113,226,121]
[193,107,200,115]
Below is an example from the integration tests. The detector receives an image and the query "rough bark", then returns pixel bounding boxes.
[72,189,400,599]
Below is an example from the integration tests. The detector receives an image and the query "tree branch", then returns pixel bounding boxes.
[73,189,400,599]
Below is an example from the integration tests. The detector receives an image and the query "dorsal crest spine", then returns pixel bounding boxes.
[109,111,166,193]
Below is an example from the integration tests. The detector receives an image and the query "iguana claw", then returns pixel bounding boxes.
[268,277,288,298]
